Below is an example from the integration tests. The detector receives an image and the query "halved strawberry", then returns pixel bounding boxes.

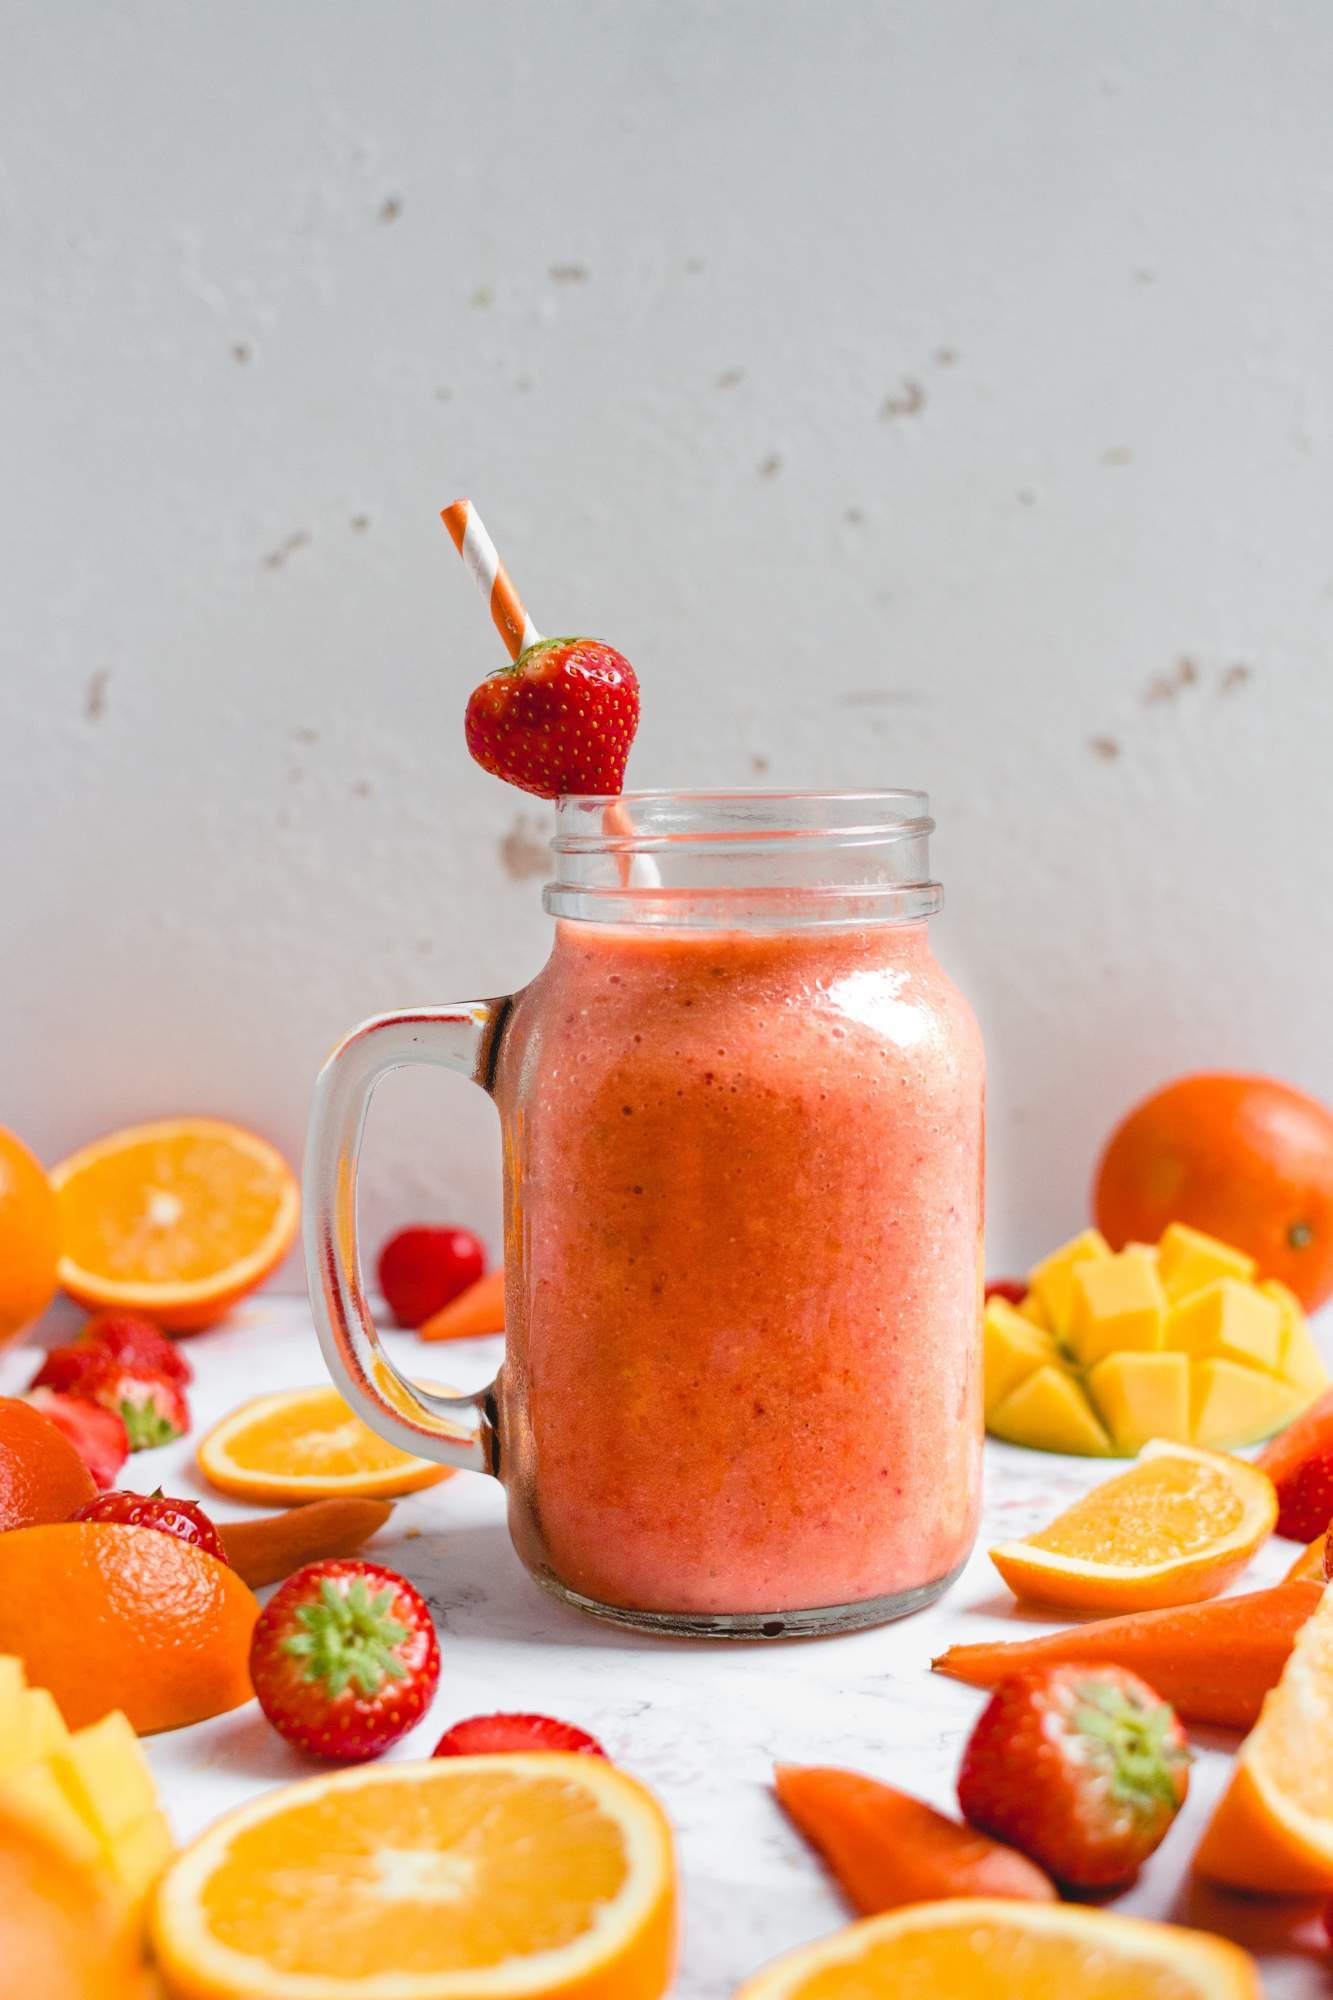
[77,1313,192,1386]
[23,1389,129,1490]
[432,1712,606,1758]
[465,638,639,799]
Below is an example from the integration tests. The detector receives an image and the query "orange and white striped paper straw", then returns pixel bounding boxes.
[440,499,542,661]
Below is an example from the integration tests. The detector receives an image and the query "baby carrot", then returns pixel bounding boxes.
[219,1498,393,1587]
[418,1267,505,1342]
[775,1765,1055,1914]
[932,1582,1322,1730]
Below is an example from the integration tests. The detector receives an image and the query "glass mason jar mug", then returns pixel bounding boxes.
[305,791,985,1638]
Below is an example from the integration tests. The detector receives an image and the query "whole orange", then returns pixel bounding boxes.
[0,1521,257,1733]
[0,1398,96,1529]
[0,1127,60,1347]
[1094,1073,1333,1309]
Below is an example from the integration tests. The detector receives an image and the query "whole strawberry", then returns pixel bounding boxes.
[957,1664,1190,1888]
[72,1488,228,1563]
[378,1226,486,1329]
[250,1558,440,1763]
[23,1389,129,1489]
[465,638,639,799]
[32,1347,189,1451]
[77,1313,192,1386]
[1275,1449,1333,1543]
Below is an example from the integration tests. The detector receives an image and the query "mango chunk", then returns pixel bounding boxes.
[0,1655,28,1768]
[1026,1229,1112,1336]
[1168,1278,1282,1373]
[22,1686,69,1762]
[102,1807,174,1903]
[1068,1252,1167,1368]
[983,1299,1055,1416]
[1088,1351,1191,1456]
[52,1710,158,1841]
[0,1756,104,1868]
[1190,1359,1306,1450]
[1017,1292,1051,1329]
[1158,1222,1257,1302]
[989,1364,1113,1456]
[1262,1280,1331,1394]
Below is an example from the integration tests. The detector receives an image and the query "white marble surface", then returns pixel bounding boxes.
[6,1294,1328,1996]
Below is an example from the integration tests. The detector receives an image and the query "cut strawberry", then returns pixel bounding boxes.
[984,1279,1028,1307]
[432,1712,607,1759]
[23,1389,129,1490]
[465,638,639,799]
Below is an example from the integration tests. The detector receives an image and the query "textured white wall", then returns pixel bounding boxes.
[5,0,1333,1288]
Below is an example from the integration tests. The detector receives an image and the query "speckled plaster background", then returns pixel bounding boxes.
[5,0,1333,1288]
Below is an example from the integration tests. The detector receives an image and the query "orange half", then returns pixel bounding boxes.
[734,1899,1261,2000]
[51,1119,299,1331]
[988,1439,1277,1614]
[152,1753,677,2000]
[196,1384,455,1505]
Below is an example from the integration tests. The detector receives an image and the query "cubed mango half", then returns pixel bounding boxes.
[1190,1359,1307,1451]
[1262,1279,1331,1395]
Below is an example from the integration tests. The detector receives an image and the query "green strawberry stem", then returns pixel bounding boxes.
[119,1399,179,1451]
[284,1575,409,1698]
[1074,1680,1190,1814]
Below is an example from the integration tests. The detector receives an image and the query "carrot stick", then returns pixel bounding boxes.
[775,1765,1055,1915]
[932,1582,1322,1731]
[418,1268,505,1342]
[219,1499,393,1587]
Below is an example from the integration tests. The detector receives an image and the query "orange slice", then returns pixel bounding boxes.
[196,1384,455,1505]
[1194,1577,1333,1891]
[51,1119,299,1331]
[152,1753,677,2000]
[989,1439,1277,1614]
[734,1899,1261,1999]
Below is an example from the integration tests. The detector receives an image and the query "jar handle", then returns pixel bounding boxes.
[303,1003,510,1477]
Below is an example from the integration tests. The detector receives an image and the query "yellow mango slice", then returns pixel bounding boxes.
[1168,1278,1282,1373]
[983,1299,1055,1416]
[1158,1221,1256,1302]
[1261,1280,1331,1395]
[1068,1252,1167,1368]
[21,1686,68,1762]
[989,1364,1113,1456]
[102,1806,174,1904]
[0,1655,28,1769]
[1190,1359,1306,1450]
[1087,1351,1191,1456]
[52,1710,158,1841]
[0,1756,104,1867]
[1026,1229,1112,1336]
[1017,1292,1051,1330]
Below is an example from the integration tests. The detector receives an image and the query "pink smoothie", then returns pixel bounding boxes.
[494,918,984,1617]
